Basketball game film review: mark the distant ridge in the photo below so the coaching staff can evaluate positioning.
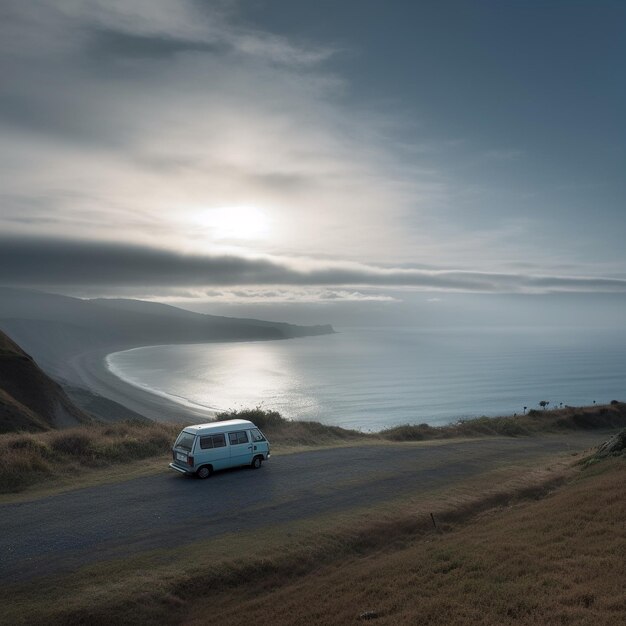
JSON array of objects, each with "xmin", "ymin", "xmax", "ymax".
[
  {"xmin": 89, "ymin": 297, "xmax": 334, "ymax": 337},
  {"xmin": 0, "ymin": 287, "xmax": 334, "ymax": 380},
  {"xmin": 0, "ymin": 329, "xmax": 91, "ymax": 433}
]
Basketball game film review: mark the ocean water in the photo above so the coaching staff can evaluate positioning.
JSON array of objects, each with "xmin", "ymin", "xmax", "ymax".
[{"xmin": 106, "ymin": 326, "xmax": 626, "ymax": 431}]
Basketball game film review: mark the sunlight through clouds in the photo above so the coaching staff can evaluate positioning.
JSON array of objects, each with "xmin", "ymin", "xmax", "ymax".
[
  {"xmin": 1, "ymin": 0, "xmax": 625, "ymax": 308},
  {"xmin": 194, "ymin": 206, "xmax": 272, "ymax": 241}
]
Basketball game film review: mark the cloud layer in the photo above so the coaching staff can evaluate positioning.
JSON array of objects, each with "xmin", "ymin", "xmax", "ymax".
[
  {"xmin": 2, "ymin": 237, "xmax": 625, "ymax": 295},
  {"xmin": 0, "ymin": 0, "xmax": 447, "ymax": 265},
  {"xmin": 1, "ymin": 1, "xmax": 624, "ymax": 304}
]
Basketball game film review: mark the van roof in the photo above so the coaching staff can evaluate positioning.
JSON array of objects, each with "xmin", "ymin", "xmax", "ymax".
[{"xmin": 183, "ymin": 419, "xmax": 256, "ymax": 435}]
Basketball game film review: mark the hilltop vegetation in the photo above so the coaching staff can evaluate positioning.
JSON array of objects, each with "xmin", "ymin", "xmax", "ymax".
[
  {"xmin": 381, "ymin": 401, "xmax": 626, "ymax": 440},
  {"xmin": 216, "ymin": 403, "xmax": 626, "ymax": 444},
  {"xmin": 215, "ymin": 407, "xmax": 368, "ymax": 446},
  {"xmin": 0, "ymin": 421, "xmax": 179, "ymax": 493}
]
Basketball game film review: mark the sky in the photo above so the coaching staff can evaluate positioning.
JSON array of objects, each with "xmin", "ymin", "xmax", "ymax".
[{"xmin": 1, "ymin": 1, "xmax": 625, "ymax": 325}]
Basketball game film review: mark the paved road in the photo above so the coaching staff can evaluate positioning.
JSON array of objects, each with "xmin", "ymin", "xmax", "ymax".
[{"xmin": 0, "ymin": 432, "xmax": 607, "ymax": 582}]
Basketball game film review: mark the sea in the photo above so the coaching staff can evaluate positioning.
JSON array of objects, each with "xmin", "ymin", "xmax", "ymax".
[{"xmin": 105, "ymin": 326, "xmax": 626, "ymax": 431}]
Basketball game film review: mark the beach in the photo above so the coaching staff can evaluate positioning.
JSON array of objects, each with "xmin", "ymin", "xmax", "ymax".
[{"xmin": 62, "ymin": 346, "xmax": 215, "ymax": 424}]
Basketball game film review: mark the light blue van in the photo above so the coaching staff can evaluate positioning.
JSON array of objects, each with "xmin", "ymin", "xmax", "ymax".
[{"xmin": 169, "ymin": 419, "xmax": 270, "ymax": 478}]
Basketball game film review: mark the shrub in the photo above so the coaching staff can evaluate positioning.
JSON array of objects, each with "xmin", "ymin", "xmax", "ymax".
[
  {"xmin": 51, "ymin": 432, "xmax": 95, "ymax": 457},
  {"xmin": 8, "ymin": 436, "xmax": 53, "ymax": 458},
  {"xmin": 0, "ymin": 421, "xmax": 179, "ymax": 494},
  {"xmin": 495, "ymin": 420, "xmax": 529, "ymax": 437},
  {"xmin": 379, "ymin": 423, "xmax": 434, "ymax": 441},
  {"xmin": 215, "ymin": 407, "xmax": 286, "ymax": 430},
  {"xmin": 0, "ymin": 448, "xmax": 52, "ymax": 492}
]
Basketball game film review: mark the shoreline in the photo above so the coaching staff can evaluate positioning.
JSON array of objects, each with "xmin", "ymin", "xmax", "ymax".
[
  {"xmin": 62, "ymin": 346, "xmax": 215, "ymax": 424},
  {"xmin": 55, "ymin": 334, "xmax": 325, "ymax": 425},
  {"xmin": 105, "ymin": 348, "xmax": 223, "ymax": 415}
]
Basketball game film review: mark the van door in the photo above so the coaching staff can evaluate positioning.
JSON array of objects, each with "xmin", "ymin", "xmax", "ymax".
[
  {"xmin": 228, "ymin": 430, "xmax": 253, "ymax": 467},
  {"xmin": 198, "ymin": 433, "xmax": 229, "ymax": 470},
  {"xmin": 172, "ymin": 431, "xmax": 196, "ymax": 468},
  {"xmin": 249, "ymin": 427, "xmax": 269, "ymax": 459}
]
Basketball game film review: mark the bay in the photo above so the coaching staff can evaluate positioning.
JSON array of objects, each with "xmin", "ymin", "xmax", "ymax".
[{"xmin": 105, "ymin": 326, "xmax": 626, "ymax": 431}]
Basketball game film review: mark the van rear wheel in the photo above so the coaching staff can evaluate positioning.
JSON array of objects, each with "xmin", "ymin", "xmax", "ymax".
[
  {"xmin": 196, "ymin": 465, "xmax": 212, "ymax": 479},
  {"xmin": 251, "ymin": 456, "xmax": 263, "ymax": 469}
]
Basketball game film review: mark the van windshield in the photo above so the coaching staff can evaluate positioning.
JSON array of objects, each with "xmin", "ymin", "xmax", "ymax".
[{"xmin": 174, "ymin": 432, "xmax": 195, "ymax": 451}]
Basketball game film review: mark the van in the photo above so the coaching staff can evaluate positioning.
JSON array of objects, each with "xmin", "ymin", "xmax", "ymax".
[{"xmin": 169, "ymin": 419, "xmax": 270, "ymax": 478}]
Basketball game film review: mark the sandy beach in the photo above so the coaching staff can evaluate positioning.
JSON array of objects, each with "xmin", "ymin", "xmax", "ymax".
[{"xmin": 62, "ymin": 346, "xmax": 215, "ymax": 424}]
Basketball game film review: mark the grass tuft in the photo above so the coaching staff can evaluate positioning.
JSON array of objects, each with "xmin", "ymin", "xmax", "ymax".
[{"xmin": 51, "ymin": 432, "xmax": 95, "ymax": 456}]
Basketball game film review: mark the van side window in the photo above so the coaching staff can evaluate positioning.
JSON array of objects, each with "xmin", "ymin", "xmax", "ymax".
[
  {"xmin": 228, "ymin": 431, "xmax": 249, "ymax": 445},
  {"xmin": 212, "ymin": 434, "xmax": 226, "ymax": 448},
  {"xmin": 251, "ymin": 428, "xmax": 266, "ymax": 442},
  {"xmin": 200, "ymin": 434, "xmax": 227, "ymax": 449}
]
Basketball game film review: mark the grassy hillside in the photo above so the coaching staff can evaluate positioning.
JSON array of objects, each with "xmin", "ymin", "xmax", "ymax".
[
  {"xmin": 184, "ymin": 456, "xmax": 625, "ymax": 626},
  {"xmin": 0, "ymin": 329, "xmax": 91, "ymax": 433}
]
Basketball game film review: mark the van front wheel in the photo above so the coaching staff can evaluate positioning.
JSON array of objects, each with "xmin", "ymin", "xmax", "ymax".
[
  {"xmin": 196, "ymin": 465, "xmax": 212, "ymax": 479},
  {"xmin": 251, "ymin": 456, "xmax": 263, "ymax": 469}
]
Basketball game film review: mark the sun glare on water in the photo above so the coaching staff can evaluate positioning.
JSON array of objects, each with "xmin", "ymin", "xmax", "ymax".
[{"xmin": 198, "ymin": 206, "xmax": 271, "ymax": 240}]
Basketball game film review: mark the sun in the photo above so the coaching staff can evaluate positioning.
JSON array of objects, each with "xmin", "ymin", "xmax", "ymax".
[{"xmin": 198, "ymin": 206, "xmax": 271, "ymax": 240}]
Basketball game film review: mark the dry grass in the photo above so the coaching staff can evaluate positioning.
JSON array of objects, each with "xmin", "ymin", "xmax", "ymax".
[
  {"xmin": 184, "ymin": 457, "xmax": 626, "ymax": 626},
  {"xmin": 0, "ymin": 409, "xmax": 370, "ymax": 495},
  {"xmin": 218, "ymin": 403, "xmax": 626, "ymax": 446},
  {"xmin": 381, "ymin": 401, "xmax": 626, "ymax": 440},
  {"xmin": 0, "ymin": 421, "xmax": 179, "ymax": 493}
]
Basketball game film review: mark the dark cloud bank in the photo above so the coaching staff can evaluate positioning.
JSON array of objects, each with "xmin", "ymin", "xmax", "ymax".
[{"xmin": 1, "ymin": 237, "xmax": 626, "ymax": 295}]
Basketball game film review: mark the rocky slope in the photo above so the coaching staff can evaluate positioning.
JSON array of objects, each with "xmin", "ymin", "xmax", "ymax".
[{"xmin": 0, "ymin": 329, "xmax": 91, "ymax": 432}]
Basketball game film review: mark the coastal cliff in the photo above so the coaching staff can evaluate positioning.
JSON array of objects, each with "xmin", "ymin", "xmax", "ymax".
[{"xmin": 0, "ymin": 330, "xmax": 91, "ymax": 432}]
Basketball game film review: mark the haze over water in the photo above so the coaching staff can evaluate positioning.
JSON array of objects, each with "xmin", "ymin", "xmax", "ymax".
[{"xmin": 106, "ymin": 327, "xmax": 626, "ymax": 431}]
